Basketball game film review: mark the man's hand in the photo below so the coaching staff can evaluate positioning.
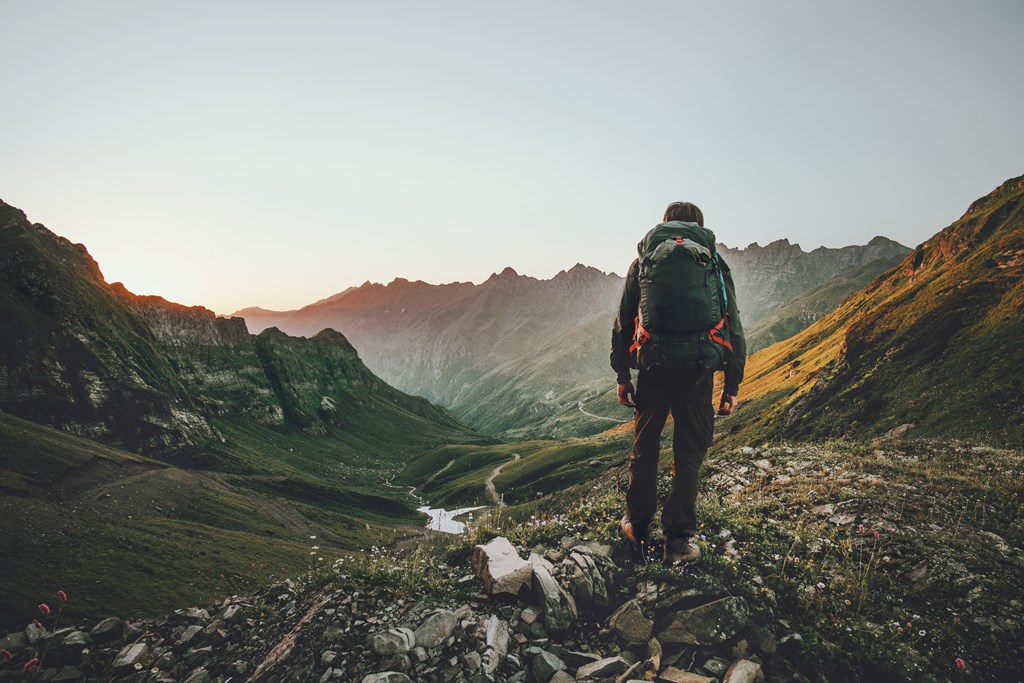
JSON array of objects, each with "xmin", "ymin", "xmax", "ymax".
[
  {"xmin": 718, "ymin": 391, "xmax": 738, "ymax": 416},
  {"xmin": 617, "ymin": 381, "xmax": 636, "ymax": 408}
]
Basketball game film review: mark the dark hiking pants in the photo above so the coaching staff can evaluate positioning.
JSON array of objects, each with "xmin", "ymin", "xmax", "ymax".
[{"xmin": 626, "ymin": 366, "xmax": 715, "ymax": 540}]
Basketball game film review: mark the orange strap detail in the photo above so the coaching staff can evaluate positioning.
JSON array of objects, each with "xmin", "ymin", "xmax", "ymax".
[
  {"xmin": 708, "ymin": 316, "xmax": 734, "ymax": 351},
  {"xmin": 629, "ymin": 316, "xmax": 651, "ymax": 353}
]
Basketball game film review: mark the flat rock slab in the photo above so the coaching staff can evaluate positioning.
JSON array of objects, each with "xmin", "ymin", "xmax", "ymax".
[
  {"xmin": 472, "ymin": 537, "xmax": 533, "ymax": 595},
  {"xmin": 657, "ymin": 596, "xmax": 749, "ymax": 646},
  {"xmin": 609, "ymin": 599, "xmax": 653, "ymax": 644},
  {"xmin": 576, "ymin": 655, "xmax": 629, "ymax": 680}
]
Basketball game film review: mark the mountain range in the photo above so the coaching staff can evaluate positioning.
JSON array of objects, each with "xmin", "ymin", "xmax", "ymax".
[{"xmin": 234, "ymin": 237, "xmax": 910, "ymax": 439}]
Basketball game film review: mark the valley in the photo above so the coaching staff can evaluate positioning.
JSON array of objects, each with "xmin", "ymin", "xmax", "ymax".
[{"xmin": 1, "ymin": 175, "xmax": 1021, "ymax": 682}]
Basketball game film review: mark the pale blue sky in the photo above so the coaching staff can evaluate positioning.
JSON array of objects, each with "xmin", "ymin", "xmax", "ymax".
[{"xmin": 2, "ymin": 1, "xmax": 1022, "ymax": 313}]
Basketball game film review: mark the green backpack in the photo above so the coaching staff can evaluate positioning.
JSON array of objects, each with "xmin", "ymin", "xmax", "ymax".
[{"xmin": 630, "ymin": 221, "xmax": 733, "ymax": 371}]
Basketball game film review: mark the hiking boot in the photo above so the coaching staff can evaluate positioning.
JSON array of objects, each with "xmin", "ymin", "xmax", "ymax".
[
  {"xmin": 620, "ymin": 515, "xmax": 648, "ymax": 554},
  {"xmin": 664, "ymin": 536, "xmax": 701, "ymax": 565}
]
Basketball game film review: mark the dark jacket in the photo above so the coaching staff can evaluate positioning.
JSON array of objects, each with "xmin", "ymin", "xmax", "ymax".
[{"xmin": 610, "ymin": 254, "xmax": 746, "ymax": 395}]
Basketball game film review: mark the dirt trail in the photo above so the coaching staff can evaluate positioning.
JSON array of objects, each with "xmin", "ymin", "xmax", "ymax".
[
  {"xmin": 421, "ymin": 459, "xmax": 455, "ymax": 488},
  {"xmin": 577, "ymin": 400, "xmax": 630, "ymax": 423},
  {"xmin": 485, "ymin": 453, "xmax": 520, "ymax": 506}
]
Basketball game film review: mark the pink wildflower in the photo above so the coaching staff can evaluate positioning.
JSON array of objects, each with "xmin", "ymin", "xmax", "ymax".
[
  {"xmin": 873, "ymin": 530, "xmax": 880, "ymax": 540},
  {"xmin": 57, "ymin": 590, "xmax": 68, "ymax": 603},
  {"xmin": 897, "ymin": 627, "xmax": 903, "ymax": 634},
  {"xmin": 907, "ymin": 621, "xmax": 913, "ymax": 629},
  {"xmin": 37, "ymin": 603, "xmax": 50, "ymax": 615},
  {"xmin": 858, "ymin": 524, "xmax": 865, "ymax": 534},
  {"xmin": 23, "ymin": 658, "xmax": 39, "ymax": 672},
  {"xmin": 0, "ymin": 648, "xmax": 12, "ymax": 660},
  {"xmin": 32, "ymin": 619, "xmax": 42, "ymax": 629},
  {"xmin": 955, "ymin": 658, "xmax": 966, "ymax": 670}
]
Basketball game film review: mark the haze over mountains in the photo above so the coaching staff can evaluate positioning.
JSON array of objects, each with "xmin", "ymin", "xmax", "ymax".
[{"xmin": 235, "ymin": 237, "xmax": 910, "ymax": 438}]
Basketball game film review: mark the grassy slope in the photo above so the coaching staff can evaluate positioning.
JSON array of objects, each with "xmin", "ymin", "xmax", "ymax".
[
  {"xmin": 716, "ymin": 175, "xmax": 1024, "ymax": 448},
  {"xmin": 0, "ymin": 409, "xmax": 443, "ymax": 629},
  {"xmin": 745, "ymin": 256, "xmax": 904, "ymax": 353}
]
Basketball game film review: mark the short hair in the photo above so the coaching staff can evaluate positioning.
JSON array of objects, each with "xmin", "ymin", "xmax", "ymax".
[{"xmin": 663, "ymin": 202, "xmax": 704, "ymax": 226}]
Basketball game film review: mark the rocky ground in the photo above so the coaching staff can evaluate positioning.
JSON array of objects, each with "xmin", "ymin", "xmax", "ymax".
[{"xmin": 2, "ymin": 438, "xmax": 1020, "ymax": 683}]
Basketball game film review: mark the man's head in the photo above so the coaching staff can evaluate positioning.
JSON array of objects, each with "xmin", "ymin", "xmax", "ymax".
[{"xmin": 663, "ymin": 202, "xmax": 704, "ymax": 226}]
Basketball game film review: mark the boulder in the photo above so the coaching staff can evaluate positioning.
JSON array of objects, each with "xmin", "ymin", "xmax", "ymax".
[
  {"xmin": 112, "ymin": 643, "xmax": 149, "ymax": 671},
  {"xmin": 369, "ymin": 628, "xmax": 416, "ymax": 655},
  {"xmin": 532, "ymin": 650, "xmax": 567, "ymax": 682},
  {"xmin": 723, "ymin": 659, "xmax": 763, "ymax": 683},
  {"xmin": 472, "ymin": 537, "xmax": 534, "ymax": 595},
  {"xmin": 89, "ymin": 617, "xmax": 123, "ymax": 644},
  {"xmin": 530, "ymin": 557, "xmax": 577, "ymax": 634},
  {"xmin": 609, "ymin": 600, "xmax": 653, "ymax": 644},
  {"xmin": 657, "ymin": 596, "xmax": 749, "ymax": 645},
  {"xmin": 414, "ymin": 610, "xmax": 458, "ymax": 649}
]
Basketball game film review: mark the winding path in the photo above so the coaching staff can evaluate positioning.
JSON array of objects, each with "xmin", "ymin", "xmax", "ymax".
[
  {"xmin": 577, "ymin": 400, "xmax": 631, "ymax": 423},
  {"xmin": 485, "ymin": 453, "xmax": 520, "ymax": 506}
]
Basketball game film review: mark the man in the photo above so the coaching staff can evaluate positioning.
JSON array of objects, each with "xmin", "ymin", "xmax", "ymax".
[{"xmin": 610, "ymin": 201, "xmax": 746, "ymax": 564}]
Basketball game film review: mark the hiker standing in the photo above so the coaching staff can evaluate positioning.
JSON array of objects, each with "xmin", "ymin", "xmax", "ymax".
[{"xmin": 610, "ymin": 202, "xmax": 746, "ymax": 564}]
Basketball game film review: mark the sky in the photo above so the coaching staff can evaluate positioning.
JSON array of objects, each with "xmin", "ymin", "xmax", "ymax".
[{"xmin": 2, "ymin": 1, "xmax": 1022, "ymax": 314}]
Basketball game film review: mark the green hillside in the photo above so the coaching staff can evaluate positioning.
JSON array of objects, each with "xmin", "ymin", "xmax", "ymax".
[
  {"xmin": 725, "ymin": 174, "xmax": 1024, "ymax": 447},
  {"xmin": 0, "ymin": 200, "xmax": 487, "ymax": 627}
]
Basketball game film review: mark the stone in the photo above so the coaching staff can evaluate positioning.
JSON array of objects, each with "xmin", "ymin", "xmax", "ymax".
[
  {"xmin": 609, "ymin": 600, "xmax": 653, "ymax": 644},
  {"xmin": 463, "ymin": 651, "xmax": 482, "ymax": 670},
  {"xmin": 658, "ymin": 668, "xmax": 716, "ymax": 683},
  {"xmin": 180, "ymin": 607, "xmax": 211, "ymax": 624},
  {"xmin": 414, "ymin": 610, "xmax": 458, "ymax": 649},
  {"xmin": 531, "ymin": 557, "xmax": 577, "ymax": 634},
  {"xmin": 361, "ymin": 673, "xmax": 414, "ymax": 683},
  {"xmin": 0, "ymin": 631, "xmax": 29, "ymax": 654},
  {"xmin": 723, "ymin": 659, "xmax": 762, "ymax": 683},
  {"xmin": 369, "ymin": 628, "xmax": 416, "ymax": 655},
  {"xmin": 60, "ymin": 631, "xmax": 88, "ymax": 648},
  {"xmin": 321, "ymin": 650, "xmax": 338, "ymax": 666},
  {"xmin": 178, "ymin": 624, "xmax": 203, "ymax": 647},
  {"xmin": 561, "ymin": 650, "xmax": 602, "ymax": 668},
  {"xmin": 485, "ymin": 615, "xmax": 510, "ymax": 659},
  {"xmin": 50, "ymin": 667, "xmax": 82, "ymax": 683},
  {"xmin": 89, "ymin": 617, "xmax": 123, "ymax": 644},
  {"xmin": 183, "ymin": 670, "xmax": 211, "ymax": 683},
  {"xmin": 218, "ymin": 604, "xmax": 245, "ymax": 623},
  {"xmin": 576, "ymin": 656, "xmax": 629, "ymax": 679},
  {"xmin": 521, "ymin": 606, "xmax": 541, "ymax": 624},
  {"xmin": 657, "ymin": 597, "xmax": 749, "ymax": 646},
  {"xmin": 550, "ymin": 673, "xmax": 575, "ymax": 683},
  {"xmin": 25, "ymin": 622, "xmax": 47, "ymax": 645},
  {"xmin": 531, "ymin": 650, "xmax": 567, "ymax": 682},
  {"xmin": 472, "ymin": 537, "xmax": 534, "ymax": 595},
  {"xmin": 647, "ymin": 637, "xmax": 663, "ymax": 672},
  {"xmin": 701, "ymin": 657, "xmax": 731, "ymax": 677},
  {"xmin": 112, "ymin": 643, "xmax": 149, "ymax": 671}
]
